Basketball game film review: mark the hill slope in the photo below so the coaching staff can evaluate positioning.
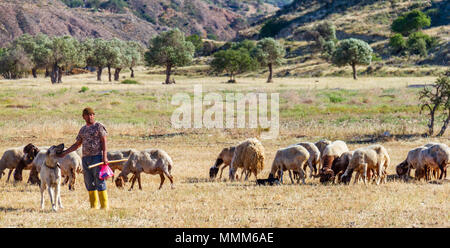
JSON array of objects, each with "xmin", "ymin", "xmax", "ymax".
[{"xmin": 0, "ymin": 0, "xmax": 287, "ymax": 46}]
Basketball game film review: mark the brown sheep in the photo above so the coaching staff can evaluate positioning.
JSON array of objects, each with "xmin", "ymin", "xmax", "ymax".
[
  {"xmin": 341, "ymin": 144, "xmax": 390, "ymax": 185},
  {"xmin": 209, "ymin": 146, "xmax": 235, "ymax": 180},
  {"xmin": 0, "ymin": 146, "xmax": 25, "ymax": 182},
  {"xmin": 319, "ymin": 140, "xmax": 349, "ymax": 180},
  {"xmin": 319, "ymin": 151, "xmax": 354, "ymax": 184},
  {"xmin": 14, "ymin": 143, "xmax": 41, "ymax": 182},
  {"xmin": 229, "ymin": 138, "xmax": 265, "ymax": 181},
  {"xmin": 269, "ymin": 145, "xmax": 309, "ymax": 184}
]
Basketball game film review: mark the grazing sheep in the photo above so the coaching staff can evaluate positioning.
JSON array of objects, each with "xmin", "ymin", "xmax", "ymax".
[
  {"xmin": 397, "ymin": 143, "xmax": 449, "ymax": 181},
  {"xmin": 269, "ymin": 145, "xmax": 309, "ymax": 184},
  {"xmin": 396, "ymin": 146, "xmax": 427, "ymax": 181},
  {"xmin": 209, "ymin": 146, "xmax": 235, "ymax": 180},
  {"xmin": 319, "ymin": 140, "xmax": 349, "ymax": 180},
  {"xmin": 296, "ymin": 142, "xmax": 320, "ymax": 177},
  {"xmin": 315, "ymin": 139, "xmax": 331, "ymax": 169},
  {"xmin": 115, "ymin": 149, "xmax": 174, "ymax": 190},
  {"xmin": 0, "ymin": 147, "xmax": 24, "ymax": 182},
  {"xmin": 341, "ymin": 144, "xmax": 390, "ymax": 185},
  {"xmin": 425, "ymin": 143, "xmax": 449, "ymax": 180},
  {"xmin": 229, "ymin": 138, "xmax": 265, "ymax": 181},
  {"xmin": 107, "ymin": 149, "xmax": 132, "ymax": 181},
  {"xmin": 40, "ymin": 144, "xmax": 64, "ymax": 211},
  {"xmin": 319, "ymin": 151, "xmax": 354, "ymax": 184}
]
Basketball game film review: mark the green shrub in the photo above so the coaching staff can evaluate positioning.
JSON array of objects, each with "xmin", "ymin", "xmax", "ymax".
[
  {"xmin": 79, "ymin": 86, "xmax": 89, "ymax": 93},
  {"xmin": 121, "ymin": 79, "xmax": 140, "ymax": 84},
  {"xmin": 391, "ymin": 10, "xmax": 431, "ymax": 36},
  {"xmin": 389, "ymin": 33, "xmax": 406, "ymax": 54}
]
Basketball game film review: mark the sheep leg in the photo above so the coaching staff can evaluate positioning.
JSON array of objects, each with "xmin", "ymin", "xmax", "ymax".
[
  {"xmin": 129, "ymin": 174, "xmax": 137, "ymax": 191},
  {"xmin": 376, "ymin": 165, "xmax": 382, "ymax": 185},
  {"xmin": 219, "ymin": 164, "xmax": 229, "ymax": 179},
  {"xmin": 137, "ymin": 173, "xmax": 142, "ymax": 190},
  {"xmin": 307, "ymin": 161, "xmax": 315, "ymax": 178},
  {"xmin": 6, "ymin": 169, "xmax": 13, "ymax": 182},
  {"xmin": 297, "ymin": 168, "xmax": 306, "ymax": 185},
  {"xmin": 163, "ymin": 170, "xmax": 174, "ymax": 189},
  {"xmin": 439, "ymin": 163, "xmax": 446, "ymax": 180},
  {"xmin": 354, "ymin": 172, "xmax": 360, "ymax": 185},
  {"xmin": 362, "ymin": 164, "xmax": 368, "ymax": 185},
  {"xmin": 288, "ymin": 170, "xmax": 294, "ymax": 184},
  {"xmin": 158, "ymin": 173, "xmax": 165, "ymax": 190}
]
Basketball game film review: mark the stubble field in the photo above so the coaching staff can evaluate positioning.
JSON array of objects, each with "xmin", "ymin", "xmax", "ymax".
[{"xmin": 0, "ymin": 69, "xmax": 448, "ymax": 227}]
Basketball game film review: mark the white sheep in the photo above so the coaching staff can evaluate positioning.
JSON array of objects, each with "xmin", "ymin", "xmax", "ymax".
[
  {"xmin": 269, "ymin": 145, "xmax": 309, "ymax": 184},
  {"xmin": 115, "ymin": 149, "xmax": 174, "ymax": 190},
  {"xmin": 296, "ymin": 142, "xmax": 320, "ymax": 177},
  {"xmin": 341, "ymin": 144, "xmax": 390, "ymax": 185}
]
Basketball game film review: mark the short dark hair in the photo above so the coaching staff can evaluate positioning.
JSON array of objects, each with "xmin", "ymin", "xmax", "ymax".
[{"xmin": 82, "ymin": 107, "xmax": 95, "ymax": 116}]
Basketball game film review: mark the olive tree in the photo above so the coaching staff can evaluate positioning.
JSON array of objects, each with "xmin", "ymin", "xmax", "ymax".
[
  {"xmin": 210, "ymin": 48, "xmax": 255, "ymax": 83},
  {"xmin": 253, "ymin": 38, "xmax": 285, "ymax": 83},
  {"xmin": 331, "ymin": 38, "xmax": 373, "ymax": 80},
  {"xmin": 144, "ymin": 28, "xmax": 195, "ymax": 84},
  {"xmin": 47, "ymin": 35, "xmax": 84, "ymax": 84}
]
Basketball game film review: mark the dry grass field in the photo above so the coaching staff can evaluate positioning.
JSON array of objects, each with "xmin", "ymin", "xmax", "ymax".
[{"xmin": 0, "ymin": 69, "xmax": 449, "ymax": 227}]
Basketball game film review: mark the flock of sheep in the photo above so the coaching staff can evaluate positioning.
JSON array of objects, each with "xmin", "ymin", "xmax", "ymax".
[
  {"xmin": 209, "ymin": 138, "xmax": 449, "ymax": 185},
  {"xmin": 0, "ymin": 144, "xmax": 174, "ymax": 191},
  {"xmin": 0, "ymin": 138, "xmax": 448, "ymax": 203}
]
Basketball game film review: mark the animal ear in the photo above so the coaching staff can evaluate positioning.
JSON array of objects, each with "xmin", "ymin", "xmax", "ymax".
[{"xmin": 56, "ymin": 143, "xmax": 64, "ymax": 153}]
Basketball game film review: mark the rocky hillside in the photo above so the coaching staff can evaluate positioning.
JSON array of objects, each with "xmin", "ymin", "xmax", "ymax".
[
  {"xmin": 238, "ymin": 0, "xmax": 449, "ymax": 66},
  {"xmin": 0, "ymin": 0, "xmax": 287, "ymax": 46}
]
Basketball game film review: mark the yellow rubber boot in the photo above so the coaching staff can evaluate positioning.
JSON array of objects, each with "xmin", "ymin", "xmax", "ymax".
[
  {"xmin": 88, "ymin": 190, "xmax": 99, "ymax": 209},
  {"xmin": 98, "ymin": 190, "xmax": 109, "ymax": 210}
]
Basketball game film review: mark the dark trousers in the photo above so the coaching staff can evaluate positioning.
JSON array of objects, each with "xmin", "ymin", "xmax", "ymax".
[{"xmin": 82, "ymin": 155, "xmax": 106, "ymax": 191}]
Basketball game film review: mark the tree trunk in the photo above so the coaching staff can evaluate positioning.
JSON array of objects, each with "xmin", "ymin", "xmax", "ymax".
[
  {"xmin": 57, "ymin": 66, "xmax": 63, "ymax": 83},
  {"xmin": 97, "ymin": 67, "xmax": 103, "ymax": 81},
  {"xmin": 107, "ymin": 66, "xmax": 112, "ymax": 82},
  {"xmin": 114, "ymin": 68, "xmax": 121, "ymax": 81},
  {"xmin": 427, "ymin": 106, "xmax": 438, "ymax": 137},
  {"xmin": 437, "ymin": 111, "xmax": 450, "ymax": 137},
  {"xmin": 50, "ymin": 63, "xmax": 58, "ymax": 84},
  {"xmin": 267, "ymin": 63, "xmax": 273, "ymax": 83},
  {"xmin": 130, "ymin": 67, "xmax": 134, "ymax": 78},
  {"xmin": 31, "ymin": 68, "xmax": 37, "ymax": 78},
  {"xmin": 45, "ymin": 67, "xmax": 50, "ymax": 78},
  {"xmin": 165, "ymin": 64, "xmax": 172, "ymax": 84},
  {"xmin": 352, "ymin": 63, "xmax": 357, "ymax": 80}
]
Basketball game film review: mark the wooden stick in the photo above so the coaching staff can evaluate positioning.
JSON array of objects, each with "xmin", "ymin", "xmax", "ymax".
[{"xmin": 88, "ymin": 159, "xmax": 129, "ymax": 169}]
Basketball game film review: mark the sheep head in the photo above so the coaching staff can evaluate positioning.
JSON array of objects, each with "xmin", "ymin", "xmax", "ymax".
[
  {"xmin": 396, "ymin": 161, "xmax": 408, "ymax": 176},
  {"xmin": 209, "ymin": 165, "xmax": 219, "ymax": 179},
  {"xmin": 319, "ymin": 168, "xmax": 335, "ymax": 184},
  {"xmin": 115, "ymin": 174, "xmax": 128, "ymax": 188},
  {"xmin": 340, "ymin": 168, "xmax": 354, "ymax": 184}
]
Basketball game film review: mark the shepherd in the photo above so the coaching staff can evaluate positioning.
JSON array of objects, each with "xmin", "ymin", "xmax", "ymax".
[{"xmin": 58, "ymin": 107, "xmax": 109, "ymax": 210}]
